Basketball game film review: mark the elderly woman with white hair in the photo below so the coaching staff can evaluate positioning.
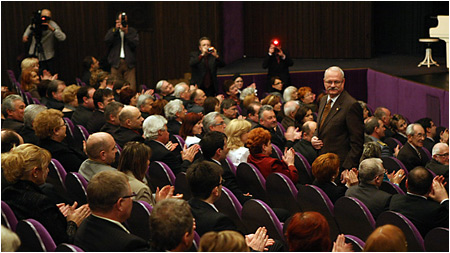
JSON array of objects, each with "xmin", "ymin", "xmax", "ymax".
[
  {"xmin": 164, "ymin": 99, "xmax": 187, "ymax": 135},
  {"xmin": 283, "ymin": 86, "xmax": 298, "ymax": 102}
]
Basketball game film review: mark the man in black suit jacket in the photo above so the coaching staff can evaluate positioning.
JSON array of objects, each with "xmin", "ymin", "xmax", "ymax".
[
  {"xmin": 71, "ymin": 86, "xmax": 95, "ymax": 127},
  {"xmin": 312, "ymin": 66, "xmax": 364, "ymax": 171},
  {"xmin": 293, "ymin": 121, "xmax": 318, "ymax": 166},
  {"xmin": 2, "ymin": 94, "xmax": 26, "ymax": 132},
  {"xmin": 397, "ymin": 123, "xmax": 430, "ymax": 172},
  {"xmin": 100, "ymin": 101, "xmax": 124, "ymax": 135},
  {"xmin": 74, "ymin": 170, "xmax": 149, "ymax": 251},
  {"xmin": 189, "ymin": 37, "xmax": 225, "ymax": 97},
  {"xmin": 389, "ymin": 167, "xmax": 448, "ymax": 237},
  {"xmin": 426, "ymin": 143, "xmax": 449, "ymax": 189},
  {"xmin": 112, "ymin": 105, "xmax": 144, "ymax": 148},
  {"xmin": 87, "ymin": 88, "xmax": 115, "ymax": 134},
  {"xmin": 262, "ymin": 39, "xmax": 294, "ymax": 87},
  {"xmin": 416, "ymin": 117, "xmax": 437, "ymax": 154}
]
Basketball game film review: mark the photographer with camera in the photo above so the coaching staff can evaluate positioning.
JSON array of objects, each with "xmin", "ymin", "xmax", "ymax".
[
  {"xmin": 104, "ymin": 12, "xmax": 139, "ymax": 92},
  {"xmin": 189, "ymin": 37, "xmax": 225, "ymax": 97},
  {"xmin": 22, "ymin": 9, "xmax": 66, "ymax": 75},
  {"xmin": 262, "ymin": 39, "xmax": 293, "ymax": 89}
]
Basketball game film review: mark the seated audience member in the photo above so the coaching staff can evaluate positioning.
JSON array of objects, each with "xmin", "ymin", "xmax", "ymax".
[
  {"xmin": 246, "ymin": 101, "xmax": 261, "ymax": 129},
  {"xmin": 1, "ymin": 94, "xmax": 25, "ymax": 132},
  {"xmin": 268, "ymin": 76, "xmax": 283, "ymax": 100},
  {"xmin": 100, "ymin": 101, "xmax": 124, "ymax": 135},
  {"xmin": 225, "ymin": 119, "xmax": 252, "ymax": 167},
  {"xmin": 203, "ymin": 112, "xmax": 227, "ymax": 134},
  {"xmin": 373, "ymin": 106, "xmax": 394, "ymax": 139},
  {"xmin": 180, "ymin": 112, "xmax": 203, "ymax": 147},
  {"xmin": 283, "ymin": 86, "xmax": 298, "ymax": 102},
  {"xmin": 78, "ymin": 132, "xmax": 117, "ymax": 181},
  {"xmin": 155, "ymin": 80, "xmax": 175, "ymax": 101},
  {"xmin": 346, "ymin": 158, "xmax": 403, "ymax": 219},
  {"xmin": 61, "ymin": 84, "xmax": 80, "ymax": 119},
  {"xmin": 246, "ymin": 128, "xmax": 299, "ymax": 183},
  {"xmin": 112, "ymin": 79, "xmax": 129, "ymax": 101},
  {"xmin": 293, "ymin": 105, "xmax": 314, "ymax": 128},
  {"xmin": 360, "ymin": 141, "xmax": 382, "ymax": 163},
  {"xmin": 233, "ymin": 73, "xmax": 254, "ymax": 95},
  {"xmin": 71, "ymin": 86, "xmax": 95, "ymax": 127},
  {"xmin": 187, "ymin": 88, "xmax": 206, "ymax": 113},
  {"xmin": 203, "ymin": 96, "xmax": 220, "ymax": 115},
  {"xmin": 426, "ymin": 143, "xmax": 449, "ymax": 186},
  {"xmin": 37, "ymin": 79, "xmax": 52, "ymax": 98},
  {"xmin": 90, "ymin": 70, "xmax": 109, "ymax": 89},
  {"xmin": 20, "ymin": 69, "xmax": 41, "ymax": 99},
  {"xmin": 200, "ymin": 131, "xmax": 251, "ymax": 205},
  {"xmin": 34, "ymin": 109, "xmax": 87, "ymax": 172},
  {"xmin": 397, "ymin": 123, "xmax": 430, "ymax": 171},
  {"xmin": 87, "ymin": 88, "xmax": 115, "ymax": 134},
  {"xmin": 2, "ymin": 144, "xmax": 90, "ymax": 245},
  {"xmin": 311, "ymin": 153, "xmax": 358, "ymax": 203},
  {"xmin": 81, "ymin": 56, "xmax": 99, "ymax": 85},
  {"xmin": 219, "ymin": 98, "xmax": 238, "ymax": 125},
  {"xmin": 357, "ymin": 100, "xmax": 371, "ymax": 121},
  {"xmin": 293, "ymin": 121, "xmax": 318, "ymax": 166},
  {"xmin": 297, "ymin": 86, "xmax": 317, "ymax": 112},
  {"xmin": 119, "ymin": 86, "xmax": 138, "ymax": 106},
  {"xmin": 241, "ymin": 93, "xmax": 258, "ymax": 116},
  {"xmin": 136, "ymin": 94, "xmax": 154, "ymax": 119},
  {"xmin": 435, "ymin": 126, "xmax": 449, "ymax": 144},
  {"xmin": 20, "ymin": 57, "xmax": 39, "ymax": 73},
  {"xmin": 1, "ymin": 225, "xmax": 21, "ymax": 252},
  {"xmin": 143, "ymin": 115, "xmax": 198, "ymax": 175},
  {"xmin": 363, "ymin": 224, "xmax": 407, "ymax": 252},
  {"xmin": 173, "ymin": 82, "xmax": 191, "ymax": 105},
  {"xmin": 74, "ymin": 170, "xmax": 150, "ymax": 251},
  {"xmin": 148, "ymin": 98, "xmax": 168, "ymax": 116},
  {"xmin": 164, "ymin": 99, "xmax": 187, "ymax": 135},
  {"xmin": 43, "ymin": 80, "xmax": 66, "ymax": 110},
  {"xmin": 240, "ymin": 86, "xmax": 258, "ymax": 104},
  {"xmin": 285, "ymin": 212, "xmax": 352, "ymax": 252},
  {"xmin": 199, "ymin": 230, "xmax": 251, "ymax": 252},
  {"xmin": 1, "ymin": 129, "xmax": 23, "ymax": 153},
  {"xmin": 281, "ymin": 100, "xmax": 299, "ymax": 129},
  {"xmin": 364, "ymin": 117, "xmax": 395, "ymax": 157},
  {"xmin": 19, "ymin": 104, "xmax": 47, "ymax": 145},
  {"xmin": 389, "ymin": 166, "xmax": 448, "ymax": 237},
  {"xmin": 390, "ymin": 114, "xmax": 408, "ymax": 144},
  {"xmin": 416, "ymin": 117, "xmax": 437, "ymax": 154},
  {"xmin": 149, "ymin": 199, "xmax": 195, "ymax": 251},
  {"xmin": 261, "ymin": 94, "xmax": 283, "ymax": 122},
  {"xmin": 223, "ymin": 79, "xmax": 240, "ymax": 105},
  {"xmin": 112, "ymin": 105, "xmax": 144, "ymax": 148}
]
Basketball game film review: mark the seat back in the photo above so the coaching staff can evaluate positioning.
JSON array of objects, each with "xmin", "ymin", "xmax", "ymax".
[
  {"xmin": 15, "ymin": 219, "xmax": 56, "ymax": 252},
  {"xmin": 215, "ymin": 186, "xmax": 247, "ymax": 234},
  {"xmin": 147, "ymin": 161, "xmax": 176, "ymax": 192},
  {"xmin": 241, "ymin": 199, "xmax": 285, "ymax": 243},
  {"xmin": 277, "ymin": 122, "xmax": 286, "ymax": 134},
  {"xmin": 1, "ymin": 201, "xmax": 18, "ymax": 232},
  {"xmin": 294, "ymin": 152, "xmax": 313, "ymax": 185},
  {"xmin": 334, "ymin": 196, "xmax": 375, "ymax": 241},
  {"xmin": 65, "ymin": 172, "xmax": 88, "ymax": 205},
  {"xmin": 381, "ymin": 156, "xmax": 408, "ymax": 174},
  {"xmin": 126, "ymin": 200, "xmax": 152, "ymax": 240},
  {"xmin": 46, "ymin": 159, "xmax": 69, "ymax": 198},
  {"xmin": 421, "ymin": 147, "xmax": 432, "ymax": 160},
  {"xmin": 424, "ymin": 227, "xmax": 449, "ymax": 252},
  {"xmin": 224, "ymin": 157, "xmax": 237, "ymax": 175},
  {"xmin": 55, "ymin": 243, "xmax": 85, "ymax": 252},
  {"xmin": 236, "ymin": 162, "xmax": 268, "ymax": 203},
  {"xmin": 7, "ymin": 69, "xmax": 17, "ymax": 84},
  {"xmin": 174, "ymin": 172, "xmax": 192, "ymax": 201},
  {"xmin": 49, "ymin": 159, "xmax": 68, "ymax": 187},
  {"xmin": 297, "ymin": 185, "xmax": 340, "ymax": 240},
  {"xmin": 344, "ymin": 235, "xmax": 365, "ymax": 252},
  {"xmin": 376, "ymin": 211, "xmax": 425, "ymax": 252},
  {"xmin": 379, "ymin": 181, "xmax": 405, "ymax": 195},
  {"xmin": 266, "ymin": 173, "xmax": 301, "ymax": 215},
  {"xmin": 24, "ymin": 91, "xmax": 34, "ymax": 105},
  {"xmin": 271, "ymin": 143, "xmax": 283, "ymax": 160},
  {"xmin": 173, "ymin": 134, "xmax": 186, "ymax": 147},
  {"xmin": 189, "ymin": 231, "xmax": 201, "ymax": 251},
  {"xmin": 76, "ymin": 125, "xmax": 90, "ymax": 141},
  {"xmin": 63, "ymin": 117, "xmax": 76, "ymax": 139}
]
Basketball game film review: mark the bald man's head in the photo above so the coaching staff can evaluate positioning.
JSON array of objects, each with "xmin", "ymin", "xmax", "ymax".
[{"xmin": 86, "ymin": 132, "xmax": 117, "ymax": 164}]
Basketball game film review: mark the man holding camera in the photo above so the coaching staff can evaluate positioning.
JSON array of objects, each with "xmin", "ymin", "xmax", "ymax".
[
  {"xmin": 262, "ymin": 39, "xmax": 293, "ymax": 87},
  {"xmin": 105, "ymin": 12, "xmax": 139, "ymax": 91},
  {"xmin": 22, "ymin": 9, "xmax": 66, "ymax": 74},
  {"xmin": 189, "ymin": 37, "xmax": 225, "ymax": 97}
]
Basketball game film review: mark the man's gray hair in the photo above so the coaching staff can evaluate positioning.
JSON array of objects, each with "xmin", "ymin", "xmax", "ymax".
[
  {"xmin": 155, "ymin": 80, "xmax": 166, "ymax": 93},
  {"xmin": 406, "ymin": 123, "xmax": 422, "ymax": 136},
  {"xmin": 324, "ymin": 66, "xmax": 345, "ymax": 79},
  {"xmin": 173, "ymin": 82, "xmax": 189, "ymax": 98},
  {"xmin": 239, "ymin": 87, "xmax": 257, "ymax": 100},
  {"xmin": 104, "ymin": 101, "xmax": 124, "ymax": 121},
  {"xmin": 302, "ymin": 121, "xmax": 315, "ymax": 135},
  {"xmin": 143, "ymin": 115, "xmax": 167, "ymax": 140},
  {"xmin": 164, "ymin": 99, "xmax": 183, "ymax": 120},
  {"xmin": 432, "ymin": 143, "xmax": 448, "ymax": 156},
  {"xmin": 1, "ymin": 95, "xmax": 23, "ymax": 116},
  {"xmin": 136, "ymin": 94, "xmax": 154, "ymax": 110},
  {"xmin": 23, "ymin": 104, "xmax": 47, "ymax": 128},
  {"xmin": 358, "ymin": 158, "xmax": 384, "ymax": 184},
  {"xmin": 283, "ymin": 86, "xmax": 298, "ymax": 102},
  {"xmin": 283, "ymin": 100, "xmax": 299, "ymax": 116},
  {"xmin": 258, "ymin": 104, "xmax": 274, "ymax": 121},
  {"xmin": 203, "ymin": 112, "xmax": 220, "ymax": 133}
]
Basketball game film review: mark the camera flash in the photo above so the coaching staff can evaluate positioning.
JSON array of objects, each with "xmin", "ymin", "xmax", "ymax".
[{"xmin": 273, "ymin": 40, "xmax": 279, "ymax": 45}]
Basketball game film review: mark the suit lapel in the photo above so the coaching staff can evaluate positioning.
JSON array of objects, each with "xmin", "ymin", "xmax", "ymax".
[{"xmin": 319, "ymin": 91, "xmax": 347, "ymax": 133}]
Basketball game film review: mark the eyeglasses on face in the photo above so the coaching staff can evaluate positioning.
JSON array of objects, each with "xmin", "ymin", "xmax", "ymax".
[{"xmin": 121, "ymin": 192, "xmax": 137, "ymax": 199}]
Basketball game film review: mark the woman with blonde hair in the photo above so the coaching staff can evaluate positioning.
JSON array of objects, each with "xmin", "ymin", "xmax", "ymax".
[
  {"xmin": 62, "ymin": 84, "xmax": 80, "ymax": 118},
  {"xmin": 225, "ymin": 119, "xmax": 252, "ymax": 167},
  {"xmin": 2, "ymin": 144, "xmax": 90, "ymax": 245},
  {"xmin": 20, "ymin": 69, "xmax": 41, "ymax": 99},
  {"xmin": 364, "ymin": 224, "xmax": 407, "ymax": 251},
  {"xmin": 199, "ymin": 230, "xmax": 249, "ymax": 252}
]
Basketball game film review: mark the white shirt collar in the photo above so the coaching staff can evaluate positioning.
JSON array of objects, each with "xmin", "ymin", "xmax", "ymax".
[
  {"xmin": 327, "ymin": 94, "xmax": 341, "ymax": 107},
  {"xmin": 406, "ymin": 192, "xmax": 427, "ymax": 200},
  {"xmin": 207, "ymin": 202, "xmax": 219, "ymax": 212},
  {"xmin": 211, "ymin": 158, "xmax": 221, "ymax": 166}
]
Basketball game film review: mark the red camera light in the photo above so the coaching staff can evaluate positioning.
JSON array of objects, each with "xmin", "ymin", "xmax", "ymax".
[{"xmin": 273, "ymin": 40, "xmax": 279, "ymax": 45}]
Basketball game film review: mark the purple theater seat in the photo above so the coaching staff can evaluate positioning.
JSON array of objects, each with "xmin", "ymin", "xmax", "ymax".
[
  {"xmin": 271, "ymin": 143, "xmax": 283, "ymax": 160},
  {"xmin": 294, "ymin": 152, "xmax": 313, "ymax": 185},
  {"xmin": 115, "ymin": 143, "xmax": 122, "ymax": 155},
  {"xmin": 381, "ymin": 156, "xmax": 409, "ymax": 174},
  {"xmin": 48, "ymin": 158, "xmax": 68, "ymax": 191},
  {"xmin": 421, "ymin": 147, "xmax": 432, "ymax": 160},
  {"xmin": 55, "ymin": 243, "xmax": 85, "ymax": 252},
  {"xmin": 174, "ymin": 172, "xmax": 192, "ymax": 201},
  {"xmin": 1, "ymin": 201, "xmax": 18, "ymax": 232},
  {"xmin": 345, "ymin": 234, "xmax": 365, "ymax": 252},
  {"xmin": 126, "ymin": 200, "xmax": 152, "ymax": 240},
  {"xmin": 24, "ymin": 91, "xmax": 34, "ymax": 105},
  {"xmin": 189, "ymin": 231, "xmax": 201, "ymax": 251},
  {"xmin": 224, "ymin": 157, "xmax": 237, "ymax": 175},
  {"xmin": 76, "ymin": 125, "xmax": 90, "ymax": 141},
  {"xmin": 174, "ymin": 134, "xmax": 186, "ymax": 147},
  {"xmin": 376, "ymin": 211, "xmax": 425, "ymax": 252},
  {"xmin": 15, "ymin": 219, "xmax": 57, "ymax": 252},
  {"xmin": 63, "ymin": 117, "xmax": 76, "ymax": 139},
  {"xmin": 236, "ymin": 162, "xmax": 268, "ymax": 203},
  {"xmin": 266, "ymin": 173, "xmax": 301, "ymax": 215},
  {"xmin": 215, "ymin": 186, "xmax": 247, "ymax": 234},
  {"xmin": 334, "ymin": 196, "xmax": 376, "ymax": 241},
  {"xmin": 7, "ymin": 69, "xmax": 17, "ymax": 84},
  {"xmin": 424, "ymin": 227, "xmax": 449, "ymax": 252},
  {"xmin": 379, "ymin": 181, "xmax": 405, "ymax": 195},
  {"xmin": 147, "ymin": 161, "xmax": 176, "ymax": 192},
  {"xmin": 277, "ymin": 122, "xmax": 286, "ymax": 134},
  {"xmin": 65, "ymin": 172, "xmax": 88, "ymax": 205}
]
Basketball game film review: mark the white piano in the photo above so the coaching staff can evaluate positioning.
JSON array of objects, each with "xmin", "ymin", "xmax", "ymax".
[{"xmin": 430, "ymin": 15, "xmax": 449, "ymax": 68}]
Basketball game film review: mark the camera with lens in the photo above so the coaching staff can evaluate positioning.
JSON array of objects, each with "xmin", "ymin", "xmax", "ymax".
[
  {"xmin": 207, "ymin": 47, "xmax": 214, "ymax": 53},
  {"xmin": 121, "ymin": 12, "xmax": 128, "ymax": 27},
  {"xmin": 31, "ymin": 10, "xmax": 50, "ymax": 32}
]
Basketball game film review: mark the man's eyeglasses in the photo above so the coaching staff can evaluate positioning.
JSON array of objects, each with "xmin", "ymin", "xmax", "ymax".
[
  {"xmin": 213, "ymin": 121, "xmax": 225, "ymax": 126},
  {"xmin": 436, "ymin": 153, "xmax": 449, "ymax": 157},
  {"xmin": 122, "ymin": 192, "xmax": 137, "ymax": 199}
]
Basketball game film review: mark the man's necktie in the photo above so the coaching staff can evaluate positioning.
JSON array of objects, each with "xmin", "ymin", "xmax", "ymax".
[{"xmin": 320, "ymin": 99, "xmax": 332, "ymax": 129}]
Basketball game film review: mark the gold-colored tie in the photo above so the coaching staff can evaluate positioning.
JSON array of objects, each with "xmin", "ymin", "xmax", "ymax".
[{"xmin": 320, "ymin": 99, "xmax": 332, "ymax": 129}]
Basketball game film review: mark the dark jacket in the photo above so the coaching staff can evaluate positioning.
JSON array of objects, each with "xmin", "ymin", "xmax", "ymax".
[{"xmin": 38, "ymin": 138, "xmax": 87, "ymax": 173}]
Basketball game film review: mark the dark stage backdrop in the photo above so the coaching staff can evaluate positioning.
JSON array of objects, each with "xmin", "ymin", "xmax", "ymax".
[{"xmin": 2, "ymin": 2, "xmax": 448, "ymax": 89}]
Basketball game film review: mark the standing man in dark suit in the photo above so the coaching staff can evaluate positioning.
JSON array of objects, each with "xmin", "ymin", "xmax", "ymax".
[
  {"xmin": 189, "ymin": 37, "xmax": 225, "ymax": 97},
  {"xmin": 74, "ymin": 170, "xmax": 150, "ymax": 251},
  {"xmin": 312, "ymin": 66, "xmax": 364, "ymax": 171},
  {"xmin": 397, "ymin": 123, "xmax": 430, "ymax": 172},
  {"xmin": 105, "ymin": 12, "xmax": 139, "ymax": 91},
  {"xmin": 262, "ymin": 39, "xmax": 294, "ymax": 87}
]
